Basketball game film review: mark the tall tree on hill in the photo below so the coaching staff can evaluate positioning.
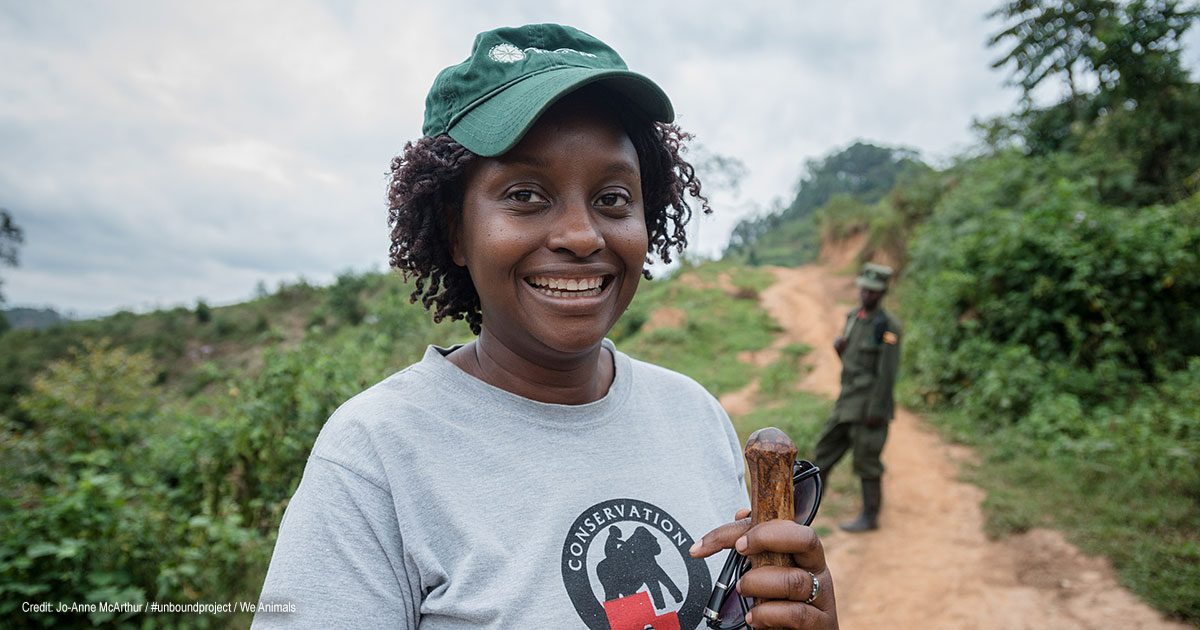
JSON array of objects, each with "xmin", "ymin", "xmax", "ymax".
[
  {"xmin": 0, "ymin": 209, "xmax": 23, "ymax": 301},
  {"xmin": 0, "ymin": 209, "xmax": 23, "ymax": 334}
]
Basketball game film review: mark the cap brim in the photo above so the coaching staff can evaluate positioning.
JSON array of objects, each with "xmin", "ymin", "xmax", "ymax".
[
  {"xmin": 856, "ymin": 277, "xmax": 887, "ymax": 291},
  {"xmin": 448, "ymin": 67, "xmax": 674, "ymax": 157}
]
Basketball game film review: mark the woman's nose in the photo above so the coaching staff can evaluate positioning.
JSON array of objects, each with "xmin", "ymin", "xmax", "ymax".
[{"xmin": 547, "ymin": 200, "xmax": 605, "ymax": 258}]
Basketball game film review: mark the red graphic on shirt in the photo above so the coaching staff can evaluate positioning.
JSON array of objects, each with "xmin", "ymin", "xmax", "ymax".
[{"xmin": 603, "ymin": 591, "xmax": 681, "ymax": 630}]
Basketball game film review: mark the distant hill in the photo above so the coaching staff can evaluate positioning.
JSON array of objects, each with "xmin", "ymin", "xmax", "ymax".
[
  {"xmin": 724, "ymin": 141, "xmax": 928, "ymax": 267},
  {"xmin": 2, "ymin": 307, "xmax": 67, "ymax": 330}
]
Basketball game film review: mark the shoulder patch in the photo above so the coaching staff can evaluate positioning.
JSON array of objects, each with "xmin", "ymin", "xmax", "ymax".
[{"xmin": 883, "ymin": 331, "xmax": 898, "ymax": 345}]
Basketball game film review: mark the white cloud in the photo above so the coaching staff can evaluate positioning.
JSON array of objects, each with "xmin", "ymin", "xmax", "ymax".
[
  {"xmin": 0, "ymin": 0, "xmax": 1105, "ymax": 315},
  {"xmin": 186, "ymin": 140, "xmax": 297, "ymax": 186}
]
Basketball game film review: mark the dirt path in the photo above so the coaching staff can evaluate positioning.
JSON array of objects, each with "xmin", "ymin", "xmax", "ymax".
[{"xmin": 722, "ymin": 240, "xmax": 1187, "ymax": 630}]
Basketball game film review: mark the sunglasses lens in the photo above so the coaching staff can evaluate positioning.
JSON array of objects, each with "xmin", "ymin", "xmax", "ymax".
[
  {"xmin": 709, "ymin": 556, "xmax": 750, "ymax": 629},
  {"xmin": 716, "ymin": 584, "xmax": 752, "ymax": 629},
  {"xmin": 793, "ymin": 468, "xmax": 820, "ymax": 526}
]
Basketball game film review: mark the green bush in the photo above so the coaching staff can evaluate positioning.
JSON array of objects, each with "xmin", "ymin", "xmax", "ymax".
[
  {"xmin": 905, "ymin": 154, "xmax": 1200, "ymax": 423},
  {"xmin": 194, "ymin": 300, "xmax": 211, "ymax": 324},
  {"xmin": 16, "ymin": 340, "xmax": 158, "ymax": 463},
  {"xmin": 327, "ymin": 270, "xmax": 368, "ymax": 326}
]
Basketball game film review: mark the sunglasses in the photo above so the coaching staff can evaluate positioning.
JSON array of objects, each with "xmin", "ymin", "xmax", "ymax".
[{"xmin": 703, "ymin": 460, "xmax": 823, "ymax": 629}]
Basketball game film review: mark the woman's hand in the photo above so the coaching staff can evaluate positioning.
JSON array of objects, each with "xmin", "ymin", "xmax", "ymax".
[{"xmin": 691, "ymin": 508, "xmax": 838, "ymax": 629}]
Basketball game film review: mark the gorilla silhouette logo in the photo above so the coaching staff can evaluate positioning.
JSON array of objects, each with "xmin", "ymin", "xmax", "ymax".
[
  {"xmin": 596, "ymin": 525, "xmax": 684, "ymax": 609},
  {"xmin": 560, "ymin": 498, "xmax": 711, "ymax": 629}
]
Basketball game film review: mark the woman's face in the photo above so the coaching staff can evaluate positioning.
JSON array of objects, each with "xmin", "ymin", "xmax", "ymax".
[{"xmin": 453, "ymin": 96, "xmax": 648, "ymax": 362}]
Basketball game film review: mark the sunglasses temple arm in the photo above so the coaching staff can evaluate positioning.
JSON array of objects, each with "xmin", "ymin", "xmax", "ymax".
[{"xmin": 703, "ymin": 550, "xmax": 743, "ymax": 626}]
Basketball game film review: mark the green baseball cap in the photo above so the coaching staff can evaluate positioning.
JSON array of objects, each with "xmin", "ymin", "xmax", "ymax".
[
  {"xmin": 422, "ymin": 23, "xmax": 675, "ymax": 157},
  {"xmin": 856, "ymin": 263, "xmax": 893, "ymax": 291}
]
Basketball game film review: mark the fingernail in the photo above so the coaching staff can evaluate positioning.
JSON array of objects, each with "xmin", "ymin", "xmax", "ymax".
[
  {"xmin": 688, "ymin": 542, "xmax": 700, "ymax": 555},
  {"xmin": 735, "ymin": 536, "xmax": 747, "ymax": 552},
  {"xmin": 745, "ymin": 611, "xmax": 753, "ymax": 625}
]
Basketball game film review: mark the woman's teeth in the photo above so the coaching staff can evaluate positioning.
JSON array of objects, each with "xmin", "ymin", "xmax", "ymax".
[{"xmin": 527, "ymin": 276, "xmax": 606, "ymax": 298}]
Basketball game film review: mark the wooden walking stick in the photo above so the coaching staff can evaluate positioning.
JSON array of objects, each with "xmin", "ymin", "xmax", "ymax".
[{"xmin": 745, "ymin": 427, "xmax": 798, "ymax": 628}]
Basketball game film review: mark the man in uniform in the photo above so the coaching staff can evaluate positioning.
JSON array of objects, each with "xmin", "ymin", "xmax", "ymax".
[{"xmin": 813, "ymin": 262, "xmax": 901, "ymax": 533}]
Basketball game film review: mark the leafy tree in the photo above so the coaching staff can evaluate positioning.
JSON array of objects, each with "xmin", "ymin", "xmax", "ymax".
[
  {"xmin": 989, "ymin": 0, "xmax": 1113, "ymax": 108},
  {"xmin": 0, "ymin": 209, "xmax": 23, "ymax": 309},
  {"xmin": 904, "ymin": 151, "xmax": 1200, "ymax": 414},
  {"xmin": 988, "ymin": 0, "xmax": 1200, "ymax": 203},
  {"xmin": 990, "ymin": 0, "xmax": 1198, "ymax": 103}
]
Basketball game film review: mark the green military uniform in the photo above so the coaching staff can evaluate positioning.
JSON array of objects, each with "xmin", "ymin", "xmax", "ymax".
[
  {"xmin": 812, "ymin": 263, "xmax": 901, "ymax": 532},
  {"xmin": 813, "ymin": 304, "xmax": 901, "ymax": 478}
]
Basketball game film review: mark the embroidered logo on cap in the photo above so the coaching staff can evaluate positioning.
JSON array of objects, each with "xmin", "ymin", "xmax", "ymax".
[
  {"xmin": 488, "ymin": 41, "xmax": 598, "ymax": 63},
  {"xmin": 488, "ymin": 43, "xmax": 526, "ymax": 63}
]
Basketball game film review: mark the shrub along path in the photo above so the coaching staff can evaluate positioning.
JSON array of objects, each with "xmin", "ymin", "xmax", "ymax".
[{"xmin": 725, "ymin": 241, "xmax": 1186, "ymax": 629}]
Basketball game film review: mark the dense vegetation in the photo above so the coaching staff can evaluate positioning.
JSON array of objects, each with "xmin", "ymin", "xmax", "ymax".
[
  {"xmin": 898, "ymin": 148, "xmax": 1200, "ymax": 618},
  {"xmin": 0, "ymin": 272, "xmax": 473, "ymax": 626}
]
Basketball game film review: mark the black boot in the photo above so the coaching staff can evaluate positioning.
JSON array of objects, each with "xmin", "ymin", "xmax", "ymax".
[{"xmin": 839, "ymin": 478, "xmax": 881, "ymax": 533}]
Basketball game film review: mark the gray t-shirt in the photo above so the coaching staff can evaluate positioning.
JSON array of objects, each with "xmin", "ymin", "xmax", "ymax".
[{"xmin": 253, "ymin": 340, "xmax": 748, "ymax": 629}]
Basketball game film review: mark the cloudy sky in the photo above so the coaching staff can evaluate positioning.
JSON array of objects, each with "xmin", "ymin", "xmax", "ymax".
[{"xmin": 5, "ymin": 1, "xmax": 1190, "ymax": 317}]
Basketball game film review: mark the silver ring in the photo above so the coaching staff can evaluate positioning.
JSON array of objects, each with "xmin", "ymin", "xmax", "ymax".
[{"xmin": 803, "ymin": 571, "xmax": 820, "ymax": 604}]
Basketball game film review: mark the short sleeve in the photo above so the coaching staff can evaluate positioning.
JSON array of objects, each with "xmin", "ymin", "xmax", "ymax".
[{"xmin": 252, "ymin": 455, "xmax": 419, "ymax": 629}]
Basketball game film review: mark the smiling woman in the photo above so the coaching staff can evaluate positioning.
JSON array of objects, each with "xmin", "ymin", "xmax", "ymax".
[{"xmin": 252, "ymin": 23, "xmax": 838, "ymax": 630}]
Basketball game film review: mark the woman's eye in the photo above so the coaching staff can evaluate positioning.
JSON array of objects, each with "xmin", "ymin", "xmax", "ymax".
[
  {"xmin": 509, "ymin": 190, "xmax": 547, "ymax": 203},
  {"xmin": 596, "ymin": 192, "xmax": 629, "ymax": 208}
]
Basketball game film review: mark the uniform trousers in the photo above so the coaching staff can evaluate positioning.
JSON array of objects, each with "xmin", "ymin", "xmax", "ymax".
[{"xmin": 813, "ymin": 417, "xmax": 889, "ymax": 479}]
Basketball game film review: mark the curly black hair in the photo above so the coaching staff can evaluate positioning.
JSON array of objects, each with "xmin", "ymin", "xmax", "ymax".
[{"xmin": 386, "ymin": 88, "xmax": 710, "ymax": 335}]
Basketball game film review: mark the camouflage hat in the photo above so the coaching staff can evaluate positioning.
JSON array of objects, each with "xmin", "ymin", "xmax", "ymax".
[{"xmin": 855, "ymin": 262, "xmax": 893, "ymax": 291}]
